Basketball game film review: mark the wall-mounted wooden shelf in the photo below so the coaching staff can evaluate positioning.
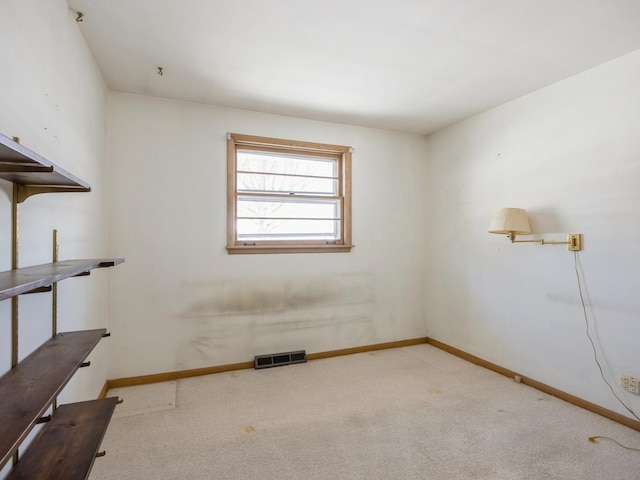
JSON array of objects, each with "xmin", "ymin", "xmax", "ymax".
[
  {"xmin": 5, "ymin": 397, "xmax": 118, "ymax": 480},
  {"xmin": 0, "ymin": 258, "xmax": 125, "ymax": 301},
  {"xmin": 0, "ymin": 133, "xmax": 90, "ymax": 191},
  {"xmin": 0, "ymin": 130, "xmax": 124, "ymax": 478},
  {"xmin": 0, "ymin": 329, "xmax": 107, "ymax": 468}
]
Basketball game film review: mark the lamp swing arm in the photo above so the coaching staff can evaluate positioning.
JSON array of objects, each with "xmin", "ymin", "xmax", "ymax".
[{"xmin": 508, "ymin": 233, "xmax": 573, "ymax": 245}]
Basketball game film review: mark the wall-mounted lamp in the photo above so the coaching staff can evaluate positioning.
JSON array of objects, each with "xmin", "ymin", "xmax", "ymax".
[{"xmin": 488, "ymin": 208, "xmax": 582, "ymax": 251}]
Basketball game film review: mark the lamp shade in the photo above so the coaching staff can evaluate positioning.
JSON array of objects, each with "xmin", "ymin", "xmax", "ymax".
[{"xmin": 488, "ymin": 208, "xmax": 531, "ymax": 235}]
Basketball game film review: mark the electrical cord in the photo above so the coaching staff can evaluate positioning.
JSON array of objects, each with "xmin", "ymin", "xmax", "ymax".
[
  {"xmin": 573, "ymin": 251, "xmax": 639, "ymax": 422},
  {"xmin": 588, "ymin": 436, "xmax": 640, "ymax": 452},
  {"xmin": 574, "ymin": 251, "xmax": 640, "ymax": 453}
]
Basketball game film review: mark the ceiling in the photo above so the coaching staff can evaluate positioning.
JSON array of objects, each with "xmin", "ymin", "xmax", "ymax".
[{"xmin": 66, "ymin": 0, "xmax": 640, "ymax": 135}]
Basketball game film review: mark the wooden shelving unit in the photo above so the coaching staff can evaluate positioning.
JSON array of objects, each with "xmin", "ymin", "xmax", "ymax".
[{"xmin": 0, "ymin": 132, "xmax": 123, "ymax": 478}]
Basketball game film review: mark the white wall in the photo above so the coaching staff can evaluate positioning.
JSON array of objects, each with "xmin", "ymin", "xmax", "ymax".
[
  {"xmin": 107, "ymin": 93, "xmax": 428, "ymax": 379},
  {"xmin": 426, "ymin": 49, "xmax": 640, "ymax": 419},
  {"xmin": 0, "ymin": 0, "xmax": 110, "ymax": 403}
]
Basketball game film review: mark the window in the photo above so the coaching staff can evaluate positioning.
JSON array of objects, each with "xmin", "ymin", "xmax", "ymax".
[{"xmin": 227, "ymin": 133, "xmax": 353, "ymax": 254}]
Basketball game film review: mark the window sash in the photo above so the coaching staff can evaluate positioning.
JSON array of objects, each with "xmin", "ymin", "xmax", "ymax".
[{"xmin": 236, "ymin": 195, "xmax": 342, "ymax": 242}]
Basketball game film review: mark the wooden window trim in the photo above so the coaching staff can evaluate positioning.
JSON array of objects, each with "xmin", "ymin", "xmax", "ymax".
[{"xmin": 227, "ymin": 133, "xmax": 353, "ymax": 255}]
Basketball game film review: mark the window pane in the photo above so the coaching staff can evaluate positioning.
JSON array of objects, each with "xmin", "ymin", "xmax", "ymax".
[
  {"xmin": 237, "ymin": 218, "xmax": 340, "ymax": 241},
  {"xmin": 237, "ymin": 172, "xmax": 337, "ymax": 195},
  {"xmin": 237, "ymin": 150, "xmax": 337, "ymax": 178},
  {"xmin": 238, "ymin": 197, "xmax": 340, "ymax": 220}
]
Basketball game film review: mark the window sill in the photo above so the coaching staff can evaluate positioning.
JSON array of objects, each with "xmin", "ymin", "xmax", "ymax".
[{"xmin": 226, "ymin": 245, "xmax": 354, "ymax": 255}]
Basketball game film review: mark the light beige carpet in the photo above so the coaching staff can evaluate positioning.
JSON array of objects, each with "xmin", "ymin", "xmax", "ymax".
[
  {"xmin": 90, "ymin": 345, "xmax": 640, "ymax": 479},
  {"xmin": 109, "ymin": 381, "xmax": 177, "ymax": 418}
]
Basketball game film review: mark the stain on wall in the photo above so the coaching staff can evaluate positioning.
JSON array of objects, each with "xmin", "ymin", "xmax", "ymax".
[
  {"xmin": 180, "ymin": 273, "xmax": 375, "ymax": 317},
  {"xmin": 175, "ymin": 273, "xmax": 376, "ymax": 367}
]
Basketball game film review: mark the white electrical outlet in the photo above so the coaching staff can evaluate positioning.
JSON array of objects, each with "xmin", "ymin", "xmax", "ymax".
[{"xmin": 620, "ymin": 375, "xmax": 640, "ymax": 395}]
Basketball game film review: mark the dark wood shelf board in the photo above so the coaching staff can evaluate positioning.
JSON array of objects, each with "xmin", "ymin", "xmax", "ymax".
[
  {"xmin": 0, "ymin": 258, "xmax": 125, "ymax": 301},
  {"xmin": 0, "ymin": 330, "xmax": 107, "ymax": 468},
  {"xmin": 6, "ymin": 397, "xmax": 118, "ymax": 480},
  {"xmin": 0, "ymin": 133, "xmax": 90, "ymax": 190}
]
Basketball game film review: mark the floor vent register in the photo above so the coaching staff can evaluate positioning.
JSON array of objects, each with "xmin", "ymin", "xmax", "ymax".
[{"xmin": 254, "ymin": 350, "xmax": 307, "ymax": 369}]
